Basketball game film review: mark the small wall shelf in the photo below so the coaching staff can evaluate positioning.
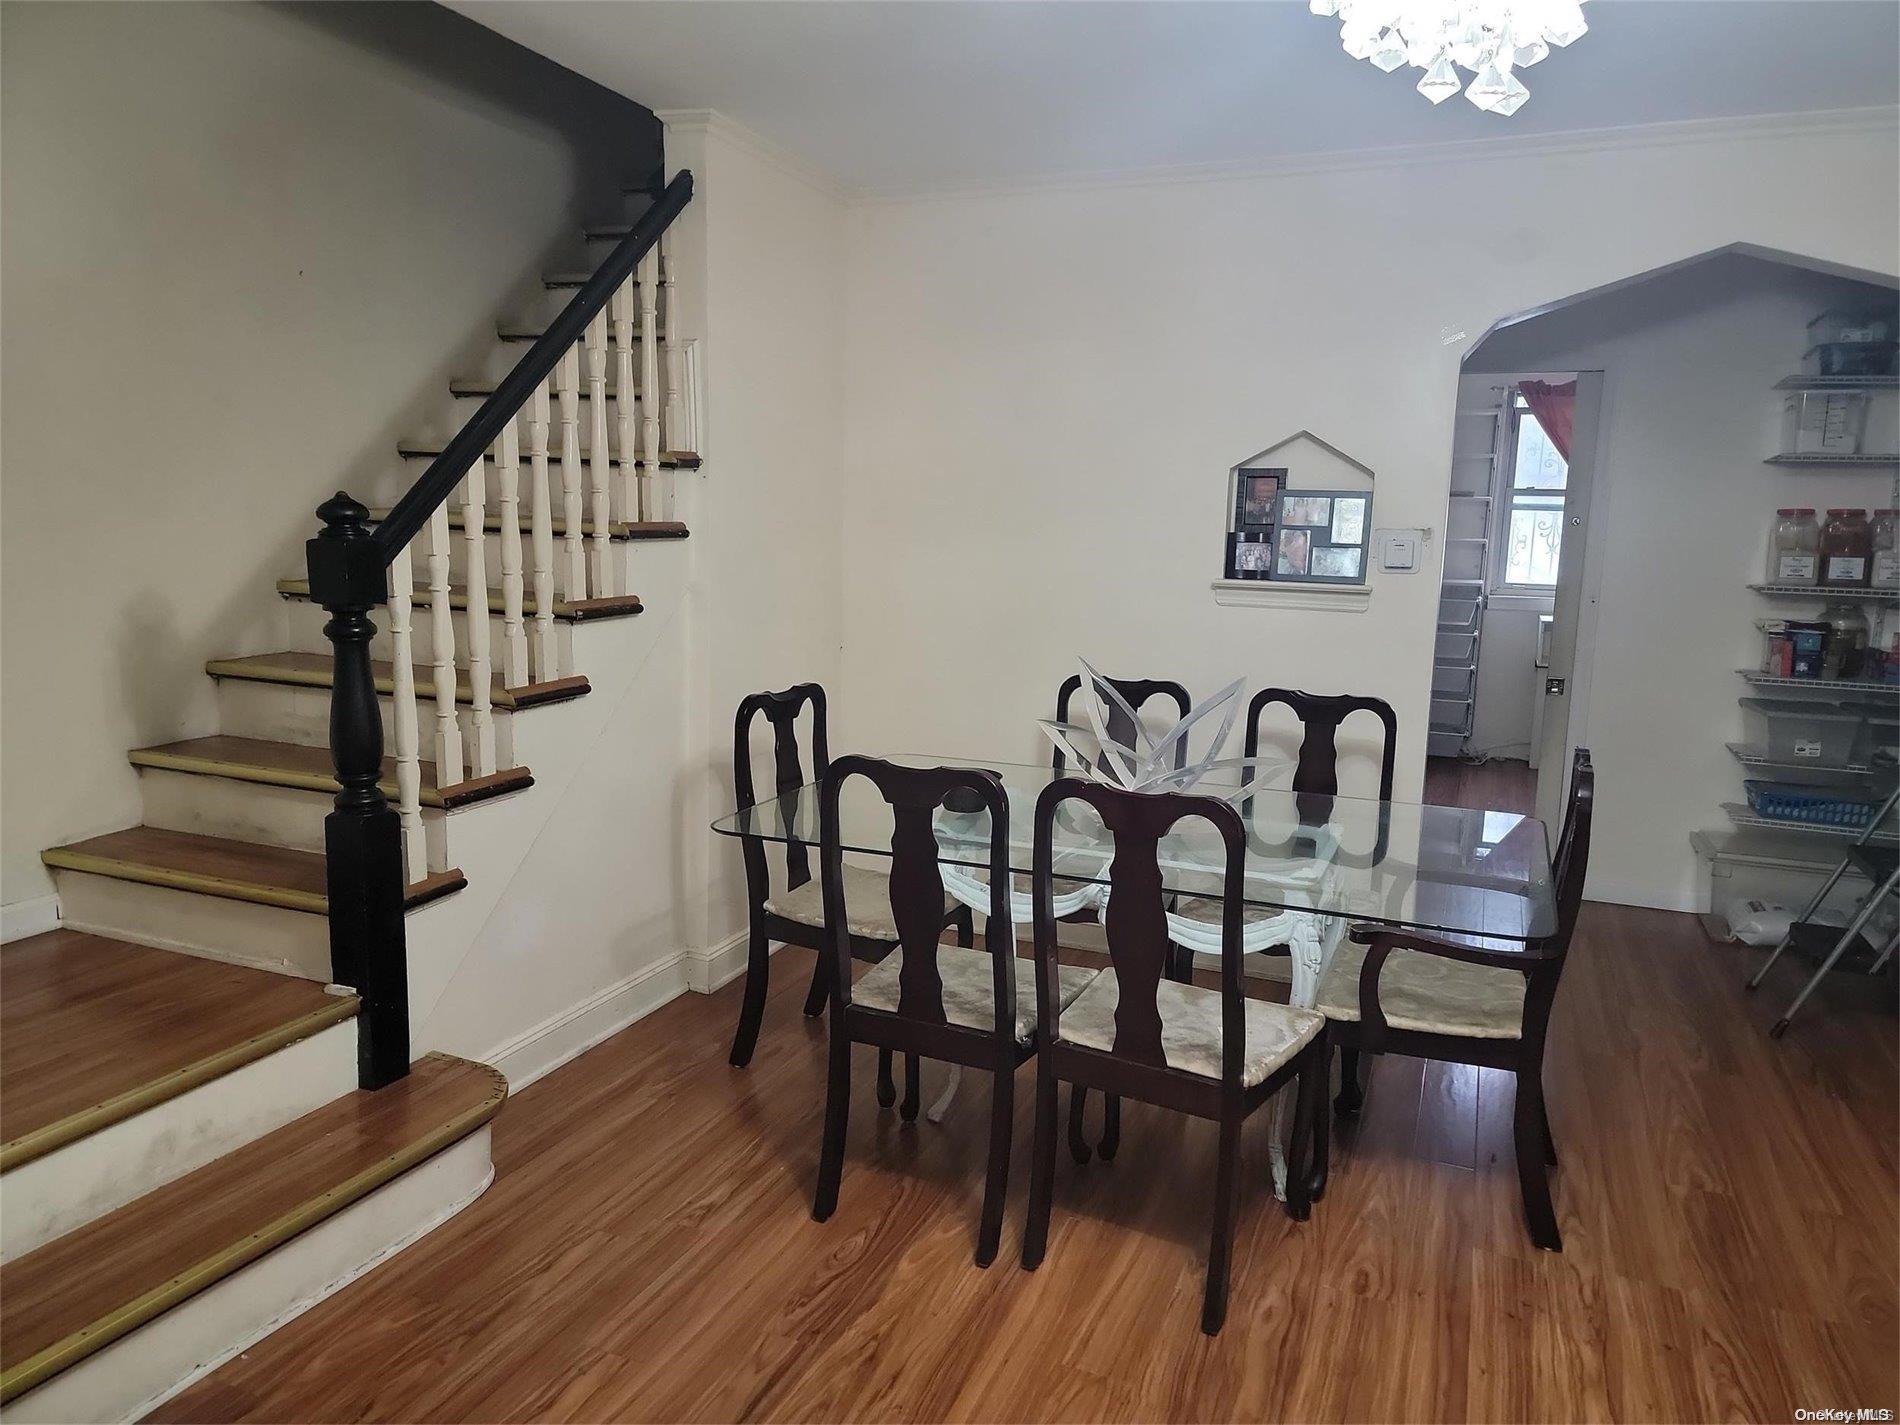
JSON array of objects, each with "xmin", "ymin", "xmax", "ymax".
[
  {"xmin": 1748, "ymin": 582, "xmax": 1900, "ymax": 602},
  {"xmin": 1721, "ymin": 803, "xmax": 1898, "ymax": 843},
  {"xmin": 1773, "ymin": 374, "xmax": 1899, "ymax": 391},
  {"xmin": 1764, "ymin": 452, "xmax": 1900, "ymax": 467},
  {"xmin": 1737, "ymin": 669, "xmax": 1893, "ymax": 694},
  {"xmin": 1209, "ymin": 579, "xmax": 1369, "ymax": 612}
]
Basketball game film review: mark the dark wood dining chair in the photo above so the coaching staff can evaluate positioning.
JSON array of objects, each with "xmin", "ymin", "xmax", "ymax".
[
  {"xmin": 812, "ymin": 757, "xmax": 1099, "ymax": 1265},
  {"xmin": 727, "ymin": 686, "xmax": 973, "ymax": 1115},
  {"xmin": 1020, "ymin": 777, "xmax": 1328, "ymax": 1335},
  {"xmin": 1310, "ymin": 748, "xmax": 1595, "ymax": 1251},
  {"xmin": 1243, "ymin": 687, "xmax": 1398, "ymax": 840},
  {"xmin": 1052, "ymin": 672, "xmax": 1192, "ymax": 776}
]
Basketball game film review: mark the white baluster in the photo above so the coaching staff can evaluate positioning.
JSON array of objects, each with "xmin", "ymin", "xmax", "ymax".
[
  {"xmin": 584, "ymin": 309, "xmax": 613, "ymax": 597},
  {"xmin": 639, "ymin": 246, "xmax": 663, "ymax": 521},
  {"xmin": 426, "ymin": 502, "xmax": 464, "ymax": 785},
  {"xmin": 386, "ymin": 540, "xmax": 427, "ymax": 882},
  {"xmin": 555, "ymin": 344, "xmax": 586, "ymax": 599},
  {"xmin": 527, "ymin": 377, "xmax": 558, "ymax": 682},
  {"xmin": 661, "ymin": 230, "xmax": 683, "ymax": 458},
  {"xmin": 460, "ymin": 461, "xmax": 496, "ymax": 778},
  {"xmin": 494, "ymin": 413, "xmax": 529, "ymax": 689},
  {"xmin": 611, "ymin": 277, "xmax": 638, "ymax": 526}
]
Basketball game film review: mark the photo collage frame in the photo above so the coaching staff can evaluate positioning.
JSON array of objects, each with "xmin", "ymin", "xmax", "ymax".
[{"xmin": 1225, "ymin": 471, "xmax": 1371, "ymax": 586}]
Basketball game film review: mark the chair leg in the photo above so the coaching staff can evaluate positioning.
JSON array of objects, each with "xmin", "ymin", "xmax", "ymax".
[
  {"xmin": 1203, "ymin": 1111, "xmax": 1241, "ymax": 1335},
  {"xmin": 802, "ymin": 949, "xmax": 829, "ymax": 1019},
  {"xmin": 1307, "ymin": 1042, "xmax": 1332, "ymax": 1203},
  {"xmin": 1067, "ymin": 1082, "xmax": 1092, "ymax": 1164},
  {"xmin": 1285, "ymin": 1043, "xmax": 1321, "ymax": 1222},
  {"xmin": 1541, "ymin": 1089, "xmax": 1559, "ymax": 1168},
  {"xmin": 1334, "ymin": 1045, "xmax": 1365, "ymax": 1116},
  {"xmin": 1099, "ymin": 1094, "xmax": 1121, "ymax": 1160},
  {"xmin": 900, "ymin": 1053, "xmax": 923, "ymax": 1122},
  {"xmin": 813, "ymin": 1021, "xmax": 851, "ymax": 1222},
  {"xmin": 1022, "ymin": 1066, "xmax": 1059, "ymax": 1270},
  {"xmin": 876, "ymin": 1048, "xmax": 896, "ymax": 1108},
  {"xmin": 727, "ymin": 925, "xmax": 772, "ymax": 1068},
  {"xmin": 975, "ymin": 1061, "xmax": 1014, "ymax": 1267},
  {"xmin": 1513, "ymin": 1072, "xmax": 1562, "ymax": 1251}
]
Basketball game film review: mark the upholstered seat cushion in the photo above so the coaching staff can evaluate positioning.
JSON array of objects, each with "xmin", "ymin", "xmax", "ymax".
[
  {"xmin": 1315, "ymin": 938, "xmax": 1526, "ymax": 1039},
  {"xmin": 765, "ymin": 864, "xmax": 956, "ymax": 941},
  {"xmin": 853, "ymin": 946, "xmax": 1099, "ymax": 1045},
  {"xmin": 1059, "ymin": 971, "xmax": 1322, "ymax": 1087}
]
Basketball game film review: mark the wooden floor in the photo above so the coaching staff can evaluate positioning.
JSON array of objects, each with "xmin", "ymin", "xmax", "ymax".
[
  {"xmin": 1425, "ymin": 756, "xmax": 1537, "ymax": 816},
  {"xmin": 159, "ymin": 902, "xmax": 1896, "ymax": 1424}
]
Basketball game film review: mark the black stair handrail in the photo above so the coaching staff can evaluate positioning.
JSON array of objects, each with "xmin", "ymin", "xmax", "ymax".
[{"xmin": 304, "ymin": 170, "xmax": 694, "ymax": 1092}]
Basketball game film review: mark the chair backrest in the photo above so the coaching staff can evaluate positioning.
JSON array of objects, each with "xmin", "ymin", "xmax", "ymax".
[
  {"xmin": 734, "ymin": 684, "xmax": 828, "ymax": 899},
  {"xmin": 1031, "ymin": 777, "xmax": 1250, "ymax": 1090},
  {"xmin": 1543, "ymin": 747, "xmax": 1595, "ymax": 961},
  {"xmin": 820, "ymin": 757, "xmax": 1013, "ymax": 1034},
  {"xmin": 1053, "ymin": 673, "xmax": 1193, "ymax": 774},
  {"xmin": 1243, "ymin": 687, "xmax": 1398, "ymax": 806}
]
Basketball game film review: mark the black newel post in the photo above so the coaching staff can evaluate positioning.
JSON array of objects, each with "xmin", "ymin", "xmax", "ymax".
[{"xmin": 307, "ymin": 492, "xmax": 410, "ymax": 1089}]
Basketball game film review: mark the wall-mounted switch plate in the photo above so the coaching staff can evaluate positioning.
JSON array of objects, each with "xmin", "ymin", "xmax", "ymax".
[{"xmin": 1377, "ymin": 529, "xmax": 1422, "ymax": 572}]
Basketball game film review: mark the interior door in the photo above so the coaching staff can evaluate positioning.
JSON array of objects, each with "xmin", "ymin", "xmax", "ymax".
[{"xmin": 1534, "ymin": 370, "xmax": 1606, "ymax": 835}]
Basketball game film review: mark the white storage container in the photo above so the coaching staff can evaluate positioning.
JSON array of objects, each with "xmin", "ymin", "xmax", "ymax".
[{"xmin": 1740, "ymin": 696, "xmax": 1861, "ymax": 767}]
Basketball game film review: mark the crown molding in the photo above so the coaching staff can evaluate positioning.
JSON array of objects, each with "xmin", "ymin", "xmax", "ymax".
[
  {"xmin": 855, "ymin": 104, "xmax": 1899, "ymax": 207},
  {"xmin": 656, "ymin": 108, "xmax": 856, "ymax": 203}
]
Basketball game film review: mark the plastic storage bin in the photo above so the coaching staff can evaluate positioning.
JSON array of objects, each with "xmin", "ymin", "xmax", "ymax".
[
  {"xmin": 1781, "ymin": 390, "xmax": 1868, "ymax": 455},
  {"xmin": 1744, "ymin": 781, "xmax": 1879, "ymax": 830},
  {"xmin": 1843, "ymin": 698, "xmax": 1900, "ymax": 768},
  {"xmin": 1740, "ymin": 696, "xmax": 1862, "ymax": 767}
]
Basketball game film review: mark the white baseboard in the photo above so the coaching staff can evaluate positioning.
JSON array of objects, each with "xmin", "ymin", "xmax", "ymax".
[
  {"xmin": 681, "ymin": 928, "xmax": 758, "ymax": 994},
  {"xmin": 1579, "ymin": 881, "xmax": 1701, "ymax": 915},
  {"xmin": 2, "ymin": 893, "xmax": 59, "ymax": 944},
  {"xmin": 483, "ymin": 954, "xmax": 692, "ymax": 1093}
]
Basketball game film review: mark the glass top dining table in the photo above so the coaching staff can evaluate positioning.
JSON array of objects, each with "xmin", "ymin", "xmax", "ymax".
[{"xmin": 712, "ymin": 754, "xmax": 1556, "ymax": 944}]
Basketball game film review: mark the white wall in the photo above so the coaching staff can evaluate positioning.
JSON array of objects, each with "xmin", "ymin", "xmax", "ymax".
[
  {"xmin": 835, "ymin": 116, "xmax": 1898, "ymax": 887},
  {"xmin": 0, "ymin": 1, "xmax": 657, "ymax": 909},
  {"xmin": 660, "ymin": 116, "xmax": 851, "ymax": 958},
  {"xmin": 1469, "ymin": 256, "xmax": 1899, "ymax": 910}
]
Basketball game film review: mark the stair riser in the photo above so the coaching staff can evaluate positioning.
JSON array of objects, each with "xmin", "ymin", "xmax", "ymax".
[
  {"xmin": 281, "ymin": 596, "xmax": 576, "ymax": 677},
  {"xmin": 4, "ymin": 1126, "xmax": 494, "ymax": 1425},
  {"xmin": 53, "ymin": 871, "xmax": 332, "ymax": 981},
  {"xmin": 135, "ymin": 766, "xmax": 448, "ymax": 861},
  {"xmin": 0, "ymin": 1020, "xmax": 356, "ymax": 1264},
  {"xmin": 214, "ymin": 678, "xmax": 522, "ymax": 770}
]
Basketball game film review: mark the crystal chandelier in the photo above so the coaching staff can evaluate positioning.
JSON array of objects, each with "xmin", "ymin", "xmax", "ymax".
[{"xmin": 1309, "ymin": 0, "xmax": 1589, "ymax": 115}]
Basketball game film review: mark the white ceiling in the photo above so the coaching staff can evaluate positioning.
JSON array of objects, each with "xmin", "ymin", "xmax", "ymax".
[{"xmin": 456, "ymin": 1, "xmax": 1900, "ymax": 197}]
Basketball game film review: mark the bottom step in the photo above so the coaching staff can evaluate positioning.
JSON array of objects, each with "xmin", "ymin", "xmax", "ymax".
[{"xmin": 0, "ymin": 1053, "xmax": 505, "ymax": 1421}]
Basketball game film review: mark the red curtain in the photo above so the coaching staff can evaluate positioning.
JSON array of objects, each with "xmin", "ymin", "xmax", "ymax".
[{"xmin": 1518, "ymin": 379, "xmax": 1576, "ymax": 461}]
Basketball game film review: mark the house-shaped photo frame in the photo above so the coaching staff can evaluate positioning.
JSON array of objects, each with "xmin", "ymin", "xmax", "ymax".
[{"xmin": 1223, "ymin": 430, "xmax": 1376, "ymax": 595}]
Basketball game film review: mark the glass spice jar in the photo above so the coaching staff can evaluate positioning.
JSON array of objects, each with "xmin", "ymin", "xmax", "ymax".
[
  {"xmin": 1768, "ymin": 507, "xmax": 1821, "ymax": 585},
  {"xmin": 1820, "ymin": 508, "xmax": 1872, "ymax": 588},
  {"xmin": 1872, "ymin": 508, "xmax": 1898, "ymax": 590},
  {"xmin": 1821, "ymin": 601, "xmax": 1869, "ymax": 680}
]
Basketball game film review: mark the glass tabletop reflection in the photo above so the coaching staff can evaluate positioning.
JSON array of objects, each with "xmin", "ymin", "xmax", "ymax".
[{"xmin": 713, "ymin": 755, "xmax": 1555, "ymax": 944}]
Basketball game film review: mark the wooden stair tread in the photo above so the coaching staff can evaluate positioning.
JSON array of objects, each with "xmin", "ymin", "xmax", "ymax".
[
  {"xmin": 275, "ymin": 577, "xmax": 643, "ymax": 624},
  {"xmin": 41, "ymin": 827, "xmax": 464, "ymax": 917},
  {"xmin": 129, "ymin": 735, "xmax": 532, "ymax": 811},
  {"xmin": 395, "ymin": 439, "xmax": 700, "ymax": 472},
  {"xmin": 0, "ymin": 1053, "xmax": 505, "ymax": 1401},
  {"xmin": 368, "ymin": 501, "xmax": 690, "ymax": 541},
  {"xmin": 204, "ymin": 651, "xmax": 591, "ymax": 709},
  {"xmin": 0, "ymin": 931, "xmax": 358, "ymax": 1173}
]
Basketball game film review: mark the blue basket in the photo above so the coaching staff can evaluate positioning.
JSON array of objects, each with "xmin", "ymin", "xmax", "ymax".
[{"xmin": 1744, "ymin": 780, "xmax": 1878, "ymax": 829}]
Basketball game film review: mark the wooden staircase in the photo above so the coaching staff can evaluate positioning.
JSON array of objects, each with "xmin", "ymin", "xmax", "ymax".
[{"xmin": 10, "ymin": 175, "xmax": 698, "ymax": 1419}]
